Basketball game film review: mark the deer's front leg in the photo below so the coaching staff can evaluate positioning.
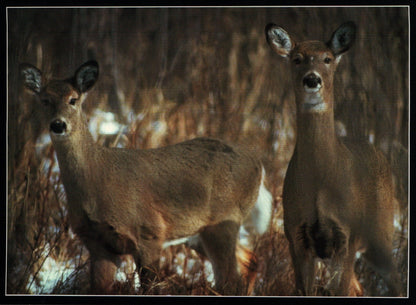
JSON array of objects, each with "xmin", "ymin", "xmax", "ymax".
[
  {"xmin": 287, "ymin": 230, "xmax": 316, "ymax": 296},
  {"xmin": 133, "ymin": 236, "xmax": 164, "ymax": 294},
  {"xmin": 89, "ymin": 247, "xmax": 120, "ymax": 294},
  {"xmin": 324, "ymin": 249, "xmax": 353, "ymax": 296}
]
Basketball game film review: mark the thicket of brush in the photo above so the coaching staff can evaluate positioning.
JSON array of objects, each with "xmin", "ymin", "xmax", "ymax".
[{"xmin": 7, "ymin": 7, "xmax": 408, "ymax": 296}]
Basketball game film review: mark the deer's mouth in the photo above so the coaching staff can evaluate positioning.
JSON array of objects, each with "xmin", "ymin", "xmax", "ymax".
[{"xmin": 304, "ymin": 83, "xmax": 322, "ymax": 93}]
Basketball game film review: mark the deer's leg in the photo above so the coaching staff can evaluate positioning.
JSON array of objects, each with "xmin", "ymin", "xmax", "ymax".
[
  {"xmin": 89, "ymin": 247, "xmax": 120, "ymax": 294},
  {"xmin": 187, "ymin": 234, "xmax": 257, "ymax": 295},
  {"xmin": 362, "ymin": 183, "xmax": 401, "ymax": 296},
  {"xmin": 363, "ymin": 241, "xmax": 400, "ymax": 296},
  {"xmin": 326, "ymin": 249, "xmax": 356, "ymax": 296},
  {"xmin": 199, "ymin": 220, "xmax": 243, "ymax": 295},
  {"xmin": 133, "ymin": 240, "xmax": 163, "ymax": 294},
  {"xmin": 288, "ymin": 233, "xmax": 316, "ymax": 295}
]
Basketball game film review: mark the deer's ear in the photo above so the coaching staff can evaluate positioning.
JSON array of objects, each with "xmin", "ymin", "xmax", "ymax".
[
  {"xmin": 74, "ymin": 60, "xmax": 99, "ymax": 93},
  {"xmin": 265, "ymin": 23, "xmax": 294, "ymax": 58},
  {"xmin": 20, "ymin": 63, "xmax": 42, "ymax": 93},
  {"xmin": 327, "ymin": 21, "xmax": 356, "ymax": 56}
]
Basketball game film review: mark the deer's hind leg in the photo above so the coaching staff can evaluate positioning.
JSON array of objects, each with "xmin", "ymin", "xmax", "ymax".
[
  {"xmin": 199, "ymin": 220, "xmax": 243, "ymax": 295},
  {"xmin": 363, "ymin": 239, "xmax": 401, "ymax": 296},
  {"xmin": 363, "ymin": 180, "xmax": 401, "ymax": 296}
]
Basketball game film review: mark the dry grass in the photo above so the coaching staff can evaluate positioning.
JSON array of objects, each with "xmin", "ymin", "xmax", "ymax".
[{"xmin": 7, "ymin": 7, "xmax": 408, "ymax": 296}]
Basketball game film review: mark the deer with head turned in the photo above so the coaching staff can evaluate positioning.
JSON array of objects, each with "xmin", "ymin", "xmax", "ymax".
[
  {"xmin": 265, "ymin": 22, "xmax": 400, "ymax": 296},
  {"xmin": 19, "ymin": 61, "xmax": 273, "ymax": 295}
]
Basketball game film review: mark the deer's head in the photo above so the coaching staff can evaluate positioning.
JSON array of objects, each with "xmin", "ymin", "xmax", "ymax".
[
  {"xmin": 20, "ymin": 61, "xmax": 99, "ymax": 141},
  {"xmin": 266, "ymin": 22, "xmax": 356, "ymax": 113}
]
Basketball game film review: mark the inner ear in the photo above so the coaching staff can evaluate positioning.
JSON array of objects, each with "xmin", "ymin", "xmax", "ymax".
[
  {"xmin": 265, "ymin": 24, "xmax": 294, "ymax": 58},
  {"xmin": 19, "ymin": 63, "xmax": 42, "ymax": 93},
  {"xmin": 74, "ymin": 60, "xmax": 99, "ymax": 93},
  {"xmin": 327, "ymin": 21, "xmax": 356, "ymax": 56}
]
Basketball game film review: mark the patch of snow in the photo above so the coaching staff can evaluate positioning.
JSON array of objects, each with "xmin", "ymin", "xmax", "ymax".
[
  {"xmin": 276, "ymin": 218, "xmax": 284, "ymax": 229},
  {"xmin": 26, "ymin": 245, "xmax": 76, "ymax": 294},
  {"xmin": 204, "ymin": 261, "xmax": 214, "ymax": 283},
  {"xmin": 35, "ymin": 133, "xmax": 52, "ymax": 154},
  {"xmin": 239, "ymin": 226, "xmax": 250, "ymax": 247},
  {"xmin": 394, "ymin": 212, "xmax": 402, "ymax": 231},
  {"xmin": 99, "ymin": 121, "xmax": 121, "ymax": 135},
  {"xmin": 368, "ymin": 132, "xmax": 375, "ymax": 144},
  {"xmin": 88, "ymin": 109, "xmax": 126, "ymax": 140}
]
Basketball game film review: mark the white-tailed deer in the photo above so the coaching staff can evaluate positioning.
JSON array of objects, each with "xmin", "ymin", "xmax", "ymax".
[
  {"xmin": 266, "ymin": 22, "xmax": 400, "ymax": 296},
  {"xmin": 19, "ymin": 61, "xmax": 273, "ymax": 295}
]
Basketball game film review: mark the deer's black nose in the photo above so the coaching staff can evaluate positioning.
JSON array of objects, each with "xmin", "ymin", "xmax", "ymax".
[
  {"xmin": 50, "ymin": 119, "xmax": 67, "ymax": 134},
  {"xmin": 303, "ymin": 73, "xmax": 322, "ymax": 88}
]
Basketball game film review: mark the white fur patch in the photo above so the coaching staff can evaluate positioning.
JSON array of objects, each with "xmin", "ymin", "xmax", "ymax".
[
  {"xmin": 335, "ymin": 55, "xmax": 342, "ymax": 65},
  {"xmin": 162, "ymin": 236, "xmax": 192, "ymax": 249},
  {"xmin": 242, "ymin": 167, "xmax": 273, "ymax": 235},
  {"xmin": 302, "ymin": 92, "xmax": 327, "ymax": 112}
]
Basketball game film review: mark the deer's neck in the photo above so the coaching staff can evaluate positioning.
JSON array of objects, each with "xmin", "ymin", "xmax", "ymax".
[
  {"xmin": 52, "ymin": 121, "xmax": 102, "ymax": 198},
  {"xmin": 295, "ymin": 107, "xmax": 339, "ymax": 172}
]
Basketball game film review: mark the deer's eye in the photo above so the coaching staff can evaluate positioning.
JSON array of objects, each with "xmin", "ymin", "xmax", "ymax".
[
  {"xmin": 293, "ymin": 56, "xmax": 302, "ymax": 65},
  {"xmin": 41, "ymin": 98, "xmax": 50, "ymax": 106},
  {"xmin": 69, "ymin": 98, "xmax": 77, "ymax": 105},
  {"xmin": 324, "ymin": 57, "xmax": 332, "ymax": 64}
]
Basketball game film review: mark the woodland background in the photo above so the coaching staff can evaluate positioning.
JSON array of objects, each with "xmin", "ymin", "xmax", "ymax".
[{"xmin": 7, "ymin": 7, "xmax": 408, "ymax": 296}]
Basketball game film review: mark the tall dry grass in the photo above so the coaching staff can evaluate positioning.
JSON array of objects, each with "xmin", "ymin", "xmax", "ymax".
[{"xmin": 7, "ymin": 7, "xmax": 408, "ymax": 296}]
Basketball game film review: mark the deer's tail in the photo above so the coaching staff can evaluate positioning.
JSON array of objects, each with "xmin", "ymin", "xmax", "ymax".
[
  {"xmin": 243, "ymin": 166, "xmax": 273, "ymax": 235},
  {"xmin": 237, "ymin": 166, "xmax": 273, "ymax": 295}
]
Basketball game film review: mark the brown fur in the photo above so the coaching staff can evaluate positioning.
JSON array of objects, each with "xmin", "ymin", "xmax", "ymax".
[
  {"xmin": 20, "ymin": 61, "xmax": 265, "ymax": 295},
  {"xmin": 266, "ymin": 22, "xmax": 400, "ymax": 296}
]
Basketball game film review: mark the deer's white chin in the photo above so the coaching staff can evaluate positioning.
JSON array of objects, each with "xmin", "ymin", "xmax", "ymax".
[
  {"xmin": 302, "ymin": 102, "xmax": 327, "ymax": 112},
  {"xmin": 301, "ymin": 93, "xmax": 327, "ymax": 112}
]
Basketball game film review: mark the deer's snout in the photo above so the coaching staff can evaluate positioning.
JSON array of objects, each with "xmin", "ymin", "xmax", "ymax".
[
  {"xmin": 50, "ymin": 119, "xmax": 67, "ymax": 134},
  {"xmin": 303, "ymin": 73, "xmax": 322, "ymax": 92}
]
